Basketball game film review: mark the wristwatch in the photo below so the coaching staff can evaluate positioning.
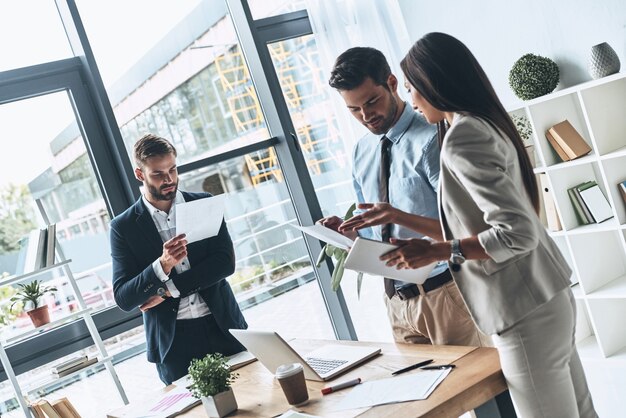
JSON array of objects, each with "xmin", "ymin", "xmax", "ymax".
[
  {"xmin": 449, "ymin": 239, "xmax": 466, "ymax": 272},
  {"xmin": 156, "ymin": 287, "xmax": 168, "ymax": 299}
]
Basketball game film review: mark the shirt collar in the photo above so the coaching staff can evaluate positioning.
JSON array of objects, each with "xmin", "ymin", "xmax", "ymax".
[
  {"xmin": 382, "ymin": 102, "xmax": 414, "ymax": 144},
  {"xmin": 142, "ymin": 190, "xmax": 185, "ymax": 216}
]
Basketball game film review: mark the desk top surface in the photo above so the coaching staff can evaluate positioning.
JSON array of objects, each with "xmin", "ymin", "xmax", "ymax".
[{"xmin": 108, "ymin": 339, "xmax": 506, "ymax": 418}]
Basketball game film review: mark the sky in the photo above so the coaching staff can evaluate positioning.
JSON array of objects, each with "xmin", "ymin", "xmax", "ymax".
[{"xmin": 0, "ymin": 0, "xmax": 201, "ymax": 186}]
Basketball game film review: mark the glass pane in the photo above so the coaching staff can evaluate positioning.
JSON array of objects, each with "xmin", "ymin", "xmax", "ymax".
[
  {"xmin": 269, "ymin": 35, "xmax": 392, "ymax": 342},
  {"xmin": 0, "ymin": 1, "xmax": 72, "ymax": 72},
  {"xmin": 76, "ymin": 1, "xmax": 271, "ymax": 167},
  {"xmin": 248, "ymin": 0, "xmax": 306, "ymax": 20},
  {"xmin": 179, "ymin": 149, "xmax": 334, "ymax": 339},
  {"xmin": 0, "ymin": 92, "xmax": 115, "ymax": 343}
]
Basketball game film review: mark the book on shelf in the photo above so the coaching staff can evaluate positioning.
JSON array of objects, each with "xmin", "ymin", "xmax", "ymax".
[
  {"xmin": 29, "ymin": 403, "xmax": 47, "ymax": 418},
  {"xmin": 52, "ymin": 355, "xmax": 88, "ymax": 374},
  {"xmin": 21, "ymin": 229, "xmax": 46, "ymax": 274},
  {"xmin": 35, "ymin": 399, "xmax": 62, "ymax": 418},
  {"xmin": 619, "ymin": 181, "xmax": 626, "ymax": 205},
  {"xmin": 52, "ymin": 357, "xmax": 98, "ymax": 378},
  {"xmin": 568, "ymin": 181, "xmax": 614, "ymax": 224},
  {"xmin": 45, "ymin": 224, "xmax": 57, "ymax": 267},
  {"xmin": 579, "ymin": 183, "xmax": 613, "ymax": 223},
  {"xmin": 545, "ymin": 120, "xmax": 592, "ymax": 161},
  {"xmin": 568, "ymin": 182, "xmax": 594, "ymax": 224},
  {"xmin": 51, "ymin": 397, "xmax": 82, "ymax": 418},
  {"xmin": 539, "ymin": 173, "xmax": 562, "ymax": 231}
]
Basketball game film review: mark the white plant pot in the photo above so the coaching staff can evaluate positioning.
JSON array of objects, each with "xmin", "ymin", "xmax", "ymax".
[{"xmin": 201, "ymin": 387, "xmax": 238, "ymax": 418}]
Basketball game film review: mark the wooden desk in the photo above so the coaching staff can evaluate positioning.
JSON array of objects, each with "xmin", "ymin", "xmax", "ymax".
[{"xmin": 109, "ymin": 340, "xmax": 515, "ymax": 418}]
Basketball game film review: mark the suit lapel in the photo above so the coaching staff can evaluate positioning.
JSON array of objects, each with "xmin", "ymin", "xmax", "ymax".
[{"xmin": 134, "ymin": 199, "xmax": 165, "ymax": 255}]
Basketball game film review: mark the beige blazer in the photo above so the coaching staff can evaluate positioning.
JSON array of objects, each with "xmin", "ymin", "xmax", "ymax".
[{"xmin": 439, "ymin": 113, "xmax": 571, "ymax": 335}]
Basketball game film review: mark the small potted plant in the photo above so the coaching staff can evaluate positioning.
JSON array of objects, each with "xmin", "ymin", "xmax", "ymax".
[
  {"xmin": 511, "ymin": 114, "xmax": 537, "ymax": 166},
  {"xmin": 188, "ymin": 353, "xmax": 238, "ymax": 418},
  {"xmin": 10, "ymin": 280, "xmax": 57, "ymax": 327}
]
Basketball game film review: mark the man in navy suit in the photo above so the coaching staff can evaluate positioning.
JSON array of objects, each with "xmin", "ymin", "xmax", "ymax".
[{"xmin": 110, "ymin": 134, "xmax": 246, "ymax": 385}]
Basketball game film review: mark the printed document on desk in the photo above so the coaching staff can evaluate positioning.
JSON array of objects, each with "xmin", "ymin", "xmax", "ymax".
[
  {"xmin": 176, "ymin": 194, "xmax": 225, "ymax": 244},
  {"xmin": 291, "ymin": 224, "xmax": 354, "ymax": 250},
  {"xmin": 336, "ymin": 368, "xmax": 451, "ymax": 411},
  {"xmin": 107, "ymin": 386, "xmax": 199, "ymax": 418},
  {"xmin": 344, "ymin": 237, "xmax": 436, "ymax": 284}
]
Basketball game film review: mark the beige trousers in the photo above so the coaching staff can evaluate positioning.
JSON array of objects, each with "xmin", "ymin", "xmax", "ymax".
[
  {"xmin": 384, "ymin": 280, "xmax": 492, "ymax": 347},
  {"xmin": 492, "ymin": 288, "xmax": 597, "ymax": 418}
]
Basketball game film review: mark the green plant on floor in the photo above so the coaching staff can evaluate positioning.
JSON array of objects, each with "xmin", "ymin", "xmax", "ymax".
[
  {"xmin": 509, "ymin": 53, "xmax": 559, "ymax": 100},
  {"xmin": 188, "ymin": 353, "xmax": 238, "ymax": 398},
  {"xmin": 316, "ymin": 203, "xmax": 365, "ymax": 298},
  {"xmin": 9, "ymin": 280, "xmax": 57, "ymax": 312}
]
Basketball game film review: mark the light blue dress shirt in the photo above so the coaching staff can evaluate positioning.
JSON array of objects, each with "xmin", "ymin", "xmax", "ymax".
[{"xmin": 351, "ymin": 102, "xmax": 448, "ymax": 282}]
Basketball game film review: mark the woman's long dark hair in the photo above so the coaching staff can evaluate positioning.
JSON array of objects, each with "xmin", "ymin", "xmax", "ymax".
[{"xmin": 400, "ymin": 32, "xmax": 539, "ymax": 213}]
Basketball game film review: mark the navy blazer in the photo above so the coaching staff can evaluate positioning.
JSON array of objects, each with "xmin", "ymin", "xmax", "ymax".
[{"xmin": 109, "ymin": 191, "xmax": 247, "ymax": 363}]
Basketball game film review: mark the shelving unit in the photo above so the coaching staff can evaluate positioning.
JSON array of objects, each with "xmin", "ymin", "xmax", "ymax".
[
  {"xmin": 0, "ymin": 202, "xmax": 129, "ymax": 417},
  {"xmin": 507, "ymin": 72, "xmax": 626, "ymax": 365}
]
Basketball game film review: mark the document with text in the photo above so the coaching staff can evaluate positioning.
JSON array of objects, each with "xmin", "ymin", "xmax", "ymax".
[
  {"xmin": 175, "ymin": 194, "xmax": 225, "ymax": 244},
  {"xmin": 336, "ymin": 368, "xmax": 451, "ymax": 410}
]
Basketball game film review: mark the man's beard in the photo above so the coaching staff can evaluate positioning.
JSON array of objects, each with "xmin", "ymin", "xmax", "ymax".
[
  {"xmin": 367, "ymin": 95, "xmax": 398, "ymax": 135},
  {"xmin": 147, "ymin": 181, "xmax": 178, "ymax": 201}
]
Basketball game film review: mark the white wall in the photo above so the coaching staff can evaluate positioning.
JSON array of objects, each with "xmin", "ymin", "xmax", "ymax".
[{"xmin": 397, "ymin": 0, "xmax": 626, "ymax": 106}]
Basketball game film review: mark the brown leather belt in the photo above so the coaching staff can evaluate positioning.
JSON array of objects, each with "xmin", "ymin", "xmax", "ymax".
[{"xmin": 395, "ymin": 269, "xmax": 453, "ymax": 301}]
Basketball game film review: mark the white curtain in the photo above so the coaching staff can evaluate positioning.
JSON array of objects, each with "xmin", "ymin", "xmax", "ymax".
[{"xmin": 304, "ymin": 0, "xmax": 412, "ymax": 148}]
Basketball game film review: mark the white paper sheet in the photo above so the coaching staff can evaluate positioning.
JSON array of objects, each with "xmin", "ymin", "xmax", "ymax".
[
  {"xmin": 291, "ymin": 224, "xmax": 354, "ymax": 250},
  {"xmin": 123, "ymin": 386, "xmax": 200, "ymax": 418},
  {"xmin": 335, "ymin": 369, "xmax": 451, "ymax": 411},
  {"xmin": 344, "ymin": 237, "xmax": 436, "ymax": 284},
  {"xmin": 175, "ymin": 194, "xmax": 225, "ymax": 244}
]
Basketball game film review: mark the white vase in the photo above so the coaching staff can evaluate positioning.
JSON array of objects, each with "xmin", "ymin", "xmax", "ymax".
[{"xmin": 201, "ymin": 388, "xmax": 238, "ymax": 418}]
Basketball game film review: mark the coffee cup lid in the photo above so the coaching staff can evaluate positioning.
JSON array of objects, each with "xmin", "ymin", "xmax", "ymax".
[{"xmin": 275, "ymin": 362, "xmax": 303, "ymax": 378}]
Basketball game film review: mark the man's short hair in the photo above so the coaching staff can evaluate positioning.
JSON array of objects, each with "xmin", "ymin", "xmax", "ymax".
[
  {"xmin": 329, "ymin": 47, "xmax": 392, "ymax": 91},
  {"xmin": 133, "ymin": 134, "xmax": 177, "ymax": 168}
]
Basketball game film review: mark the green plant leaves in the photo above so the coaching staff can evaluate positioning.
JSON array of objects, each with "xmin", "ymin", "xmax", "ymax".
[
  {"xmin": 188, "ymin": 353, "xmax": 238, "ymax": 398},
  {"xmin": 9, "ymin": 280, "xmax": 56, "ymax": 311},
  {"xmin": 316, "ymin": 203, "xmax": 366, "ymax": 299},
  {"xmin": 509, "ymin": 53, "xmax": 559, "ymax": 100}
]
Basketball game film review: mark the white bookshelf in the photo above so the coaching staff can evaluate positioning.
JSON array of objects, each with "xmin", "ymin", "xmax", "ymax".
[
  {"xmin": 0, "ymin": 202, "xmax": 129, "ymax": 417},
  {"xmin": 508, "ymin": 73, "xmax": 626, "ymax": 366}
]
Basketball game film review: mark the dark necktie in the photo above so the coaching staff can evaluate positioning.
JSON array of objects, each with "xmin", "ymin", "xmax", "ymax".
[{"xmin": 379, "ymin": 136, "xmax": 396, "ymax": 298}]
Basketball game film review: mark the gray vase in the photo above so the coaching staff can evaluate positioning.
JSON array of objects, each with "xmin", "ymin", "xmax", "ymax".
[{"xmin": 588, "ymin": 42, "xmax": 621, "ymax": 79}]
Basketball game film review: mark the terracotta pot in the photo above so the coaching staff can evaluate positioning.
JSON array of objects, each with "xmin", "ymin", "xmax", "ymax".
[
  {"xmin": 201, "ymin": 388, "xmax": 237, "ymax": 418},
  {"xmin": 27, "ymin": 305, "xmax": 51, "ymax": 327}
]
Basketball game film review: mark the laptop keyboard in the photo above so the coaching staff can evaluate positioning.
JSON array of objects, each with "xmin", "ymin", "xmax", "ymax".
[{"xmin": 305, "ymin": 357, "xmax": 349, "ymax": 375}]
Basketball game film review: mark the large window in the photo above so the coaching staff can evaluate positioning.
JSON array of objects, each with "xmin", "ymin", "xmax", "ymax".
[{"xmin": 0, "ymin": 1, "xmax": 72, "ymax": 72}]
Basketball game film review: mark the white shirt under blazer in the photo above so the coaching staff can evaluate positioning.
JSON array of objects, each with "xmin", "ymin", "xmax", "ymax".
[{"xmin": 438, "ymin": 113, "xmax": 571, "ymax": 335}]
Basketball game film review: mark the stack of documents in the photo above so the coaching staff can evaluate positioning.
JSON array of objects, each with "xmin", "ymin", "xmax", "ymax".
[
  {"xmin": 292, "ymin": 225, "xmax": 436, "ymax": 284},
  {"xmin": 335, "ymin": 368, "xmax": 451, "ymax": 410}
]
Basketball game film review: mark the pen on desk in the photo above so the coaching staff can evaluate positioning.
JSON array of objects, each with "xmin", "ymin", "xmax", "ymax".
[
  {"xmin": 420, "ymin": 364, "xmax": 456, "ymax": 370},
  {"xmin": 321, "ymin": 377, "xmax": 362, "ymax": 395},
  {"xmin": 391, "ymin": 359, "xmax": 434, "ymax": 376}
]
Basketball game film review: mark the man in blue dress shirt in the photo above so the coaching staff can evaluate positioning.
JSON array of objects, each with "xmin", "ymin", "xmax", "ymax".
[{"xmin": 322, "ymin": 47, "xmax": 488, "ymax": 346}]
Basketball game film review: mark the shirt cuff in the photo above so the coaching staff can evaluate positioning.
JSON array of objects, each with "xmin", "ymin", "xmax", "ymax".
[
  {"xmin": 152, "ymin": 259, "xmax": 170, "ymax": 282},
  {"xmin": 164, "ymin": 279, "xmax": 180, "ymax": 298}
]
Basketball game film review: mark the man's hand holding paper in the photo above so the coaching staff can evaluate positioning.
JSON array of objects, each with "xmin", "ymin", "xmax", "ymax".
[{"xmin": 175, "ymin": 194, "xmax": 226, "ymax": 244}]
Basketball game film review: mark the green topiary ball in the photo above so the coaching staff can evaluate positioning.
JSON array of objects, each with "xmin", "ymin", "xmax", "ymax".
[{"xmin": 509, "ymin": 53, "xmax": 559, "ymax": 100}]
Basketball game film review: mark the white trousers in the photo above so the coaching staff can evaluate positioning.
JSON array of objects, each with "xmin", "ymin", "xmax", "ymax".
[{"xmin": 492, "ymin": 288, "xmax": 598, "ymax": 418}]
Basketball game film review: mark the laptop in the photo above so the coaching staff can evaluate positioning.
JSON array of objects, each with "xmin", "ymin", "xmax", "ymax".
[{"xmin": 229, "ymin": 329, "xmax": 381, "ymax": 381}]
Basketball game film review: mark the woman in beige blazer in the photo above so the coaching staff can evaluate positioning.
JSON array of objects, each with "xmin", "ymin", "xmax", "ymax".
[{"xmin": 340, "ymin": 33, "xmax": 597, "ymax": 418}]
